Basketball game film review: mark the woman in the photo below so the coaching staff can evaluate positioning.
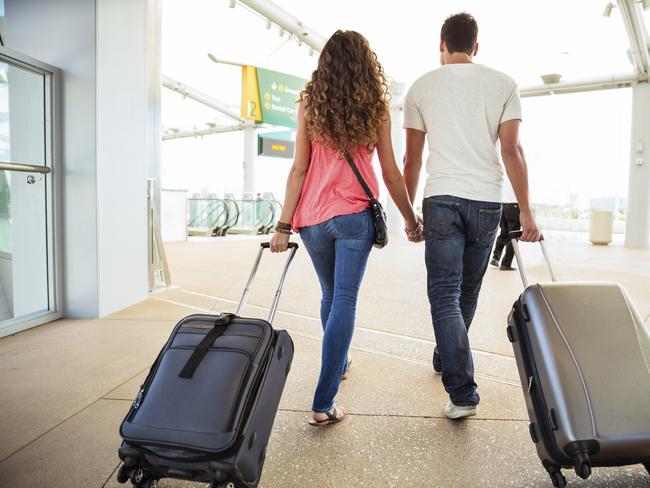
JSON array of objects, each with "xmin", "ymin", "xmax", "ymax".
[{"xmin": 269, "ymin": 30, "xmax": 422, "ymax": 426}]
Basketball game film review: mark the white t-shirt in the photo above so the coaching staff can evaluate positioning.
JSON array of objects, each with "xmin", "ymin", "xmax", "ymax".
[{"xmin": 403, "ymin": 63, "xmax": 522, "ymax": 203}]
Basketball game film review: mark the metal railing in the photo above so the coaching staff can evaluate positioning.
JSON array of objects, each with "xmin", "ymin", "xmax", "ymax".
[
  {"xmin": 187, "ymin": 195, "xmax": 282, "ymax": 237},
  {"xmin": 147, "ymin": 179, "xmax": 172, "ymax": 291},
  {"xmin": 0, "ymin": 162, "xmax": 51, "ymax": 174}
]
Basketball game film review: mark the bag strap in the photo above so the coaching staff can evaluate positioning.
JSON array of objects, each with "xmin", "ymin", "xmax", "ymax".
[
  {"xmin": 341, "ymin": 148, "xmax": 376, "ymax": 201},
  {"xmin": 179, "ymin": 313, "xmax": 235, "ymax": 379}
]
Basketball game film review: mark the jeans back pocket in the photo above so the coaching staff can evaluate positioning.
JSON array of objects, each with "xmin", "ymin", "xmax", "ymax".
[
  {"xmin": 424, "ymin": 198, "xmax": 459, "ymax": 240},
  {"xmin": 332, "ymin": 210, "xmax": 370, "ymax": 240}
]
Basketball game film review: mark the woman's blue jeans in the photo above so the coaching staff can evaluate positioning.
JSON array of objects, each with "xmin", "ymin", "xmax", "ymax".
[{"xmin": 299, "ymin": 209, "xmax": 374, "ymax": 412}]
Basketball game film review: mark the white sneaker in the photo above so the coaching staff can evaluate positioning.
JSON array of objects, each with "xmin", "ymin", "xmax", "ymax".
[{"xmin": 444, "ymin": 401, "xmax": 477, "ymax": 420}]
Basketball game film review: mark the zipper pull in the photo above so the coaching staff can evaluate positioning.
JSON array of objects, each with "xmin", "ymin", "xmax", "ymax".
[{"xmin": 132, "ymin": 388, "xmax": 144, "ymax": 409}]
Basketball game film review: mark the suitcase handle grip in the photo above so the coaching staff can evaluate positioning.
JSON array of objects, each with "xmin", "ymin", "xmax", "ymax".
[
  {"xmin": 260, "ymin": 242, "xmax": 299, "ymax": 249},
  {"xmin": 509, "ymin": 231, "xmax": 556, "ymax": 289},
  {"xmin": 236, "ymin": 242, "xmax": 299, "ymax": 323},
  {"xmin": 508, "ymin": 230, "xmax": 544, "ymax": 242}
]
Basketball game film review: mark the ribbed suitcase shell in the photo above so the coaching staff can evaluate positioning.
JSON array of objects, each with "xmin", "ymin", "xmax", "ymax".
[{"xmin": 508, "ymin": 281, "xmax": 650, "ymax": 484}]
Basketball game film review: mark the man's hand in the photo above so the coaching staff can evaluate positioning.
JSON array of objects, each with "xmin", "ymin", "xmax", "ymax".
[
  {"xmin": 405, "ymin": 216, "xmax": 424, "ymax": 243},
  {"xmin": 519, "ymin": 209, "xmax": 541, "ymax": 242},
  {"xmin": 270, "ymin": 231, "xmax": 290, "ymax": 252}
]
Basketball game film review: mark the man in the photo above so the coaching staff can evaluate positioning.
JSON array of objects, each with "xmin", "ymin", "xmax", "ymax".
[
  {"xmin": 491, "ymin": 179, "xmax": 521, "ymax": 271},
  {"xmin": 402, "ymin": 12, "xmax": 540, "ymax": 420}
]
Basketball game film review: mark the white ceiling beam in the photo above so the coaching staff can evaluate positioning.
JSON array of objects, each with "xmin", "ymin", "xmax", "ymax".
[
  {"xmin": 163, "ymin": 75, "xmax": 245, "ymax": 124},
  {"xmin": 237, "ymin": 0, "xmax": 326, "ymax": 53},
  {"xmin": 617, "ymin": 0, "xmax": 650, "ymax": 75},
  {"xmin": 519, "ymin": 72, "xmax": 644, "ymax": 97},
  {"xmin": 162, "ymin": 124, "xmax": 245, "ymax": 141}
]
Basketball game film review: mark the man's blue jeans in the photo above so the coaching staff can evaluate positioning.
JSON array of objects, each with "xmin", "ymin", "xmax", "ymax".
[
  {"xmin": 299, "ymin": 209, "xmax": 374, "ymax": 412},
  {"xmin": 423, "ymin": 195, "xmax": 502, "ymax": 406}
]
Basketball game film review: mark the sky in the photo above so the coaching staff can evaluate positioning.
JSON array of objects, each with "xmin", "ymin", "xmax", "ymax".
[{"xmin": 161, "ymin": 0, "xmax": 647, "ymax": 209}]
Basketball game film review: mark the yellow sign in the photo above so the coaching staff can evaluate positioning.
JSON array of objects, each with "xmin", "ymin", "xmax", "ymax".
[
  {"xmin": 240, "ymin": 66, "xmax": 263, "ymax": 122},
  {"xmin": 240, "ymin": 66, "xmax": 306, "ymax": 129}
]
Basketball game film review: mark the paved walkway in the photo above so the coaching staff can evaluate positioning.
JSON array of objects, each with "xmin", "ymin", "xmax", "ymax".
[{"xmin": 1, "ymin": 232, "xmax": 649, "ymax": 487}]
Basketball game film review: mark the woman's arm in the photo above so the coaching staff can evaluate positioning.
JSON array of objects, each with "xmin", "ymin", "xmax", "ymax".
[
  {"xmin": 375, "ymin": 115, "xmax": 419, "ymax": 234},
  {"xmin": 270, "ymin": 103, "xmax": 311, "ymax": 252}
]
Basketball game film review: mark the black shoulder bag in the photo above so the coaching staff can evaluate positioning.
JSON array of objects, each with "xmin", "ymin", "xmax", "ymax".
[{"xmin": 341, "ymin": 149, "xmax": 388, "ymax": 249}]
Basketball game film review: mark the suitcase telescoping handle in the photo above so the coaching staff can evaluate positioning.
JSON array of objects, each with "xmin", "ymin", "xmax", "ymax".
[
  {"xmin": 509, "ymin": 230, "xmax": 557, "ymax": 289},
  {"xmin": 235, "ymin": 242, "xmax": 299, "ymax": 323}
]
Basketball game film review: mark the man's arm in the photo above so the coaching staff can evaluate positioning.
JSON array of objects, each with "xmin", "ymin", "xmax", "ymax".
[
  {"xmin": 403, "ymin": 128, "xmax": 426, "ymax": 204},
  {"xmin": 498, "ymin": 119, "xmax": 541, "ymax": 242}
]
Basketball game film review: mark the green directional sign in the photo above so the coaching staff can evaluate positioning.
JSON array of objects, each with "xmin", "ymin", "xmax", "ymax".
[{"xmin": 256, "ymin": 68, "xmax": 307, "ymax": 130}]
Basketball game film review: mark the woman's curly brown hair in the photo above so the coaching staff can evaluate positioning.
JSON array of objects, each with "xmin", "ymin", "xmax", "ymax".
[{"xmin": 300, "ymin": 30, "xmax": 390, "ymax": 150}]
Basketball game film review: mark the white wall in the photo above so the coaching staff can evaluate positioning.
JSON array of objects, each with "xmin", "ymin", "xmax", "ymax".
[
  {"xmin": 5, "ymin": 0, "xmax": 99, "ymax": 317},
  {"xmin": 161, "ymin": 190, "xmax": 187, "ymax": 242},
  {"xmin": 5, "ymin": 0, "xmax": 161, "ymax": 317},
  {"xmin": 96, "ymin": 0, "xmax": 155, "ymax": 316}
]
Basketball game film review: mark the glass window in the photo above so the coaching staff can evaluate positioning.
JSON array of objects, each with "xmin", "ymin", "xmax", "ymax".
[{"xmin": 0, "ymin": 59, "xmax": 49, "ymax": 324}]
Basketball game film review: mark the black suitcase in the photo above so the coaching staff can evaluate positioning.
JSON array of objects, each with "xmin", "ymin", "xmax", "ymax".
[
  {"xmin": 506, "ymin": 231, "xmax": 650, "ymax": 487},
  {"xmin": 117, "ymin": 242, "xmax": 298, "ymax": 488}
]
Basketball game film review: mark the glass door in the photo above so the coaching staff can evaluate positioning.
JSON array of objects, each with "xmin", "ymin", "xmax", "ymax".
[{"xmin": 0, "ymin": 47, "xmax": 61, "ymax": 337}]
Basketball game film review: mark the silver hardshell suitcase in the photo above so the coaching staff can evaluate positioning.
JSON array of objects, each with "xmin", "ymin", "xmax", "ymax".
[{"xmin": 506, "ymin": 231, "xmax": 650, "ymax": 487}]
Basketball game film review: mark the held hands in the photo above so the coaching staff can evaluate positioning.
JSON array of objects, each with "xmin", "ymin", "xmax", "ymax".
[
  {"xmin": 519, "ymin": 209, "xmax": 541, "ymax": 242},
  {"xmin": 405, "ymin": 215, "xmax": 424, "ymax": 243}
]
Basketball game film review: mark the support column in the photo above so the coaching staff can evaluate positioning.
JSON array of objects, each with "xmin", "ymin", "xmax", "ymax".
[
  {"xmin": 387, "ymin": 81, "xmax": 406, "ymax": 234},
  {"xmin": 243, "ymin": 123, "xmax": 257, "ymax": 194},
  {"xmin": 95, "ymin": 0, "xmax": 161, "ymax": 315},
  {"xmin": 625, "ymin": 82, "xmax": 650, "ymax": 248}
]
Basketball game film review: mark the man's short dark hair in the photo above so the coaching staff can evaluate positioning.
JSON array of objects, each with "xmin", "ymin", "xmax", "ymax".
[{"xmin": 441, "ymin": 12, "xmax": 478, "ymax": 55}]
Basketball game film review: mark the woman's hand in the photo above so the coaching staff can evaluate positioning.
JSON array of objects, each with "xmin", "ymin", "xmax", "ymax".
[
  {"xmin": 405, "ymin": 216, "xmax": 424, "ymax": 243},
  {"xmin": 270, "ymin": 231, "xmax": 290, "ymax": 252}
]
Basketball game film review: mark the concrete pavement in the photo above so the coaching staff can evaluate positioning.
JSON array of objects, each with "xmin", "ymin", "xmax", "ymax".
[{"xmin": 1, "ymin": 232, "xmax": 649, "ymax": 487}]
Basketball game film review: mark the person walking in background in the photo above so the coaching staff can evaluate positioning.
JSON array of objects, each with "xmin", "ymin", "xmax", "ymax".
[
  {"xmin": 491, "ymin": 179, "xmax": 521, "ymax": 271},
  {"xmin": 402, "ymin": 13, "xmax": 540, "ymax": 420},
  {"xmin": 270, "ymin": 30, "xmax": 423, "ymax": 427}
]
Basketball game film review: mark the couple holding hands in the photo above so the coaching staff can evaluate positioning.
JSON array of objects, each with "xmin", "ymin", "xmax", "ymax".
[{"xmin": 269, "ymin": 12, "xmax": 540, "ymax": 426}]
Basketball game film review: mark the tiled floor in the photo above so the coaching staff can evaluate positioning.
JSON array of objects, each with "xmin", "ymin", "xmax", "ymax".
[{"xmin": 1, "ymin": 232, "xmax": 649, "ymax": 488}]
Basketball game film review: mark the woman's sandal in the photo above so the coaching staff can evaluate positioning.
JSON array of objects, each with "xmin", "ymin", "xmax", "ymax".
[{"xmin": 308, "ymin": 405, "xmax": 346, "ymax": 427}]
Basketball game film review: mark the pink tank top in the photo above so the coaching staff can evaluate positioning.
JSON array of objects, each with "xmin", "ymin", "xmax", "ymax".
[{"xmin": 291, "ymin": 141, "xmax": 379, "ymax": 230}]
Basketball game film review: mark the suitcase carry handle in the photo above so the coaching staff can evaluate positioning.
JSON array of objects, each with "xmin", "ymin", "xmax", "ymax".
[
  {"xmin": 509, "ymin": 230, "xmax": 557, "ymax": 289},
  {"xmin": 236, "ymin": 241, "xmax": 299, "ymax": 323},
  {"xmin": 260, "ymin": 242, "xmax": 299, "ymax": 249}
]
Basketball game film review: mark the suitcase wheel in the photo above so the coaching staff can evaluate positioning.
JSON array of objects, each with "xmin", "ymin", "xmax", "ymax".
[
  {"xmin": 549, "ymin": 471, "xmax": 566, "ymax": 488},
  {"xmin": 130, "ymin": 467, "xmax": 145, "ymax": 485},
  {"xmin": 126, "ymin": 467, "xmax": 159, "ymax": 488},
  {"xmin": 210, "ymin": 482, "xmax": 235, "ymax": 488},
  {"xmin": 573, "ymin": 451, "xmax": 592, "ymax": 480},
  {"xmin": 575, "ymin": 458, "xmax": 591, "ymax": 480},
  {"xmin": 116, "ymin": 465, "xmax": 130, "ymax": 484}
]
